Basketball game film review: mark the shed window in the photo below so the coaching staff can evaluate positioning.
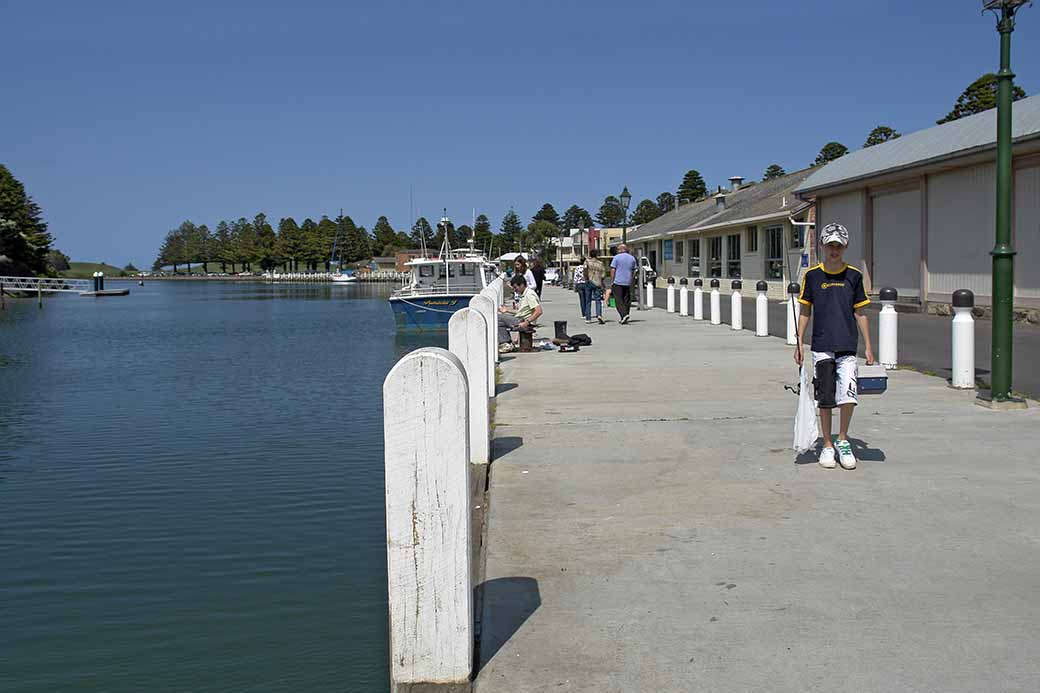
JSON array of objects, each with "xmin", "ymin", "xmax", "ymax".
[
  {"xmin": 727, "ymin": 234, "xmax": 741, "ymax": 278},
  {"xmin": 688, "ymin": 239, "xmax": 700, "ymax": 277},
  {"xmin": 676, "ymin": 240, "xmax": 684, "ymax": 262},
  {"xmin": 746, "ymin": 225, "xmax": 758, "ymax": 253},
  {"xmin": 708, "ymin": 237, "xmax": 722, "ymax": 277},
  {"xmin": 791, "ymin": 224, "xmax": 804, "ymax": 248},
  {"xmin": 765, "ymin": 226, "xmax": 784, "ymax": 280}
]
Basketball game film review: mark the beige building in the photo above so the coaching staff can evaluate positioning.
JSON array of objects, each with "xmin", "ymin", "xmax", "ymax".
[
  {"xmin": 627, "ymin": 170, "xmax": 816, "ymax": 297},
  {"xmin": 795, "ymin": 93, "xmax": 1040, "ymax": 308}
]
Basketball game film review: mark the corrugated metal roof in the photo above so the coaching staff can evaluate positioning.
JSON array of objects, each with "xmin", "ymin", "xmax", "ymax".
[
  {"xmin": 628, "ymin": 167, "xmax": 815, "ymax": 241},
  {"xmin": 795, "ymin": 93, "xmax": 1040, "ymax": 195}
]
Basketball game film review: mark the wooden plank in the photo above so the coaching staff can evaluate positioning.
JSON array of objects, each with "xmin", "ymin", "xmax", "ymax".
[{"xmin": 449, "ymin": 308, "xmax": 491, "ymax": 466}]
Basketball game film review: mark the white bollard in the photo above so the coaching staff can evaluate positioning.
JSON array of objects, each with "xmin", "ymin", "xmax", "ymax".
[
  {"xmin": 951, "ymin": 289, "xmax": 975, "ymax": 389},
  {"xmin": 878, "ymin": 287, "xmax": 898, "ymax": 369},
  {"xmin": 449, "ymin": 308, "xmax": 490, "ymax": 465},
  {"xmin": 755, "ymin": 281, "xmax": 769, "ymax": 337},
  {"xmin": 383, "ymin": 348, "xmax": 472, "ymax": 689},
  {"xmin": 709, "ymin": 279, "xmax": 721, "ymax": 325},
  {"xmin": 646, "ymin": 279, "xmax": 655, "ymax": 308},
  {"xmin": 730, "ymin": 280, "xmax": 743, "ymax": 331},
  {"xmin": 469, "ymin": 294, "xmax": 497, "ymax": 394},
  {"xmin": 786, "ymin": 282, "xmax": 800, "ymax": 346},
  {"xmin": 693, "ymin": 279, "xmax": 704, "ymax": 320},
  {"xmin": 666, "ymin": 278, "xmax": 676, "ymax": 313},
  {"xmin": 679, "ymin": 278, "xmax": 689, "ymax": 317}
]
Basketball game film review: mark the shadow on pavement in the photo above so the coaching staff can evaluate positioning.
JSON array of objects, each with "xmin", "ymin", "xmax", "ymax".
[
  {"xmin": 496, "ymin": 382, "xmax": 518, "ymax": 395},
  {"xmin": 491, "ymin": 436, "xmax": 524, "ymax": 460},
  {"xmin": 475, "ymin": 577, "xmax": 541, "ymax": 673},
  {"xmin": 794, "ymin": 437, "xmax": 886, "ymax": 464}
]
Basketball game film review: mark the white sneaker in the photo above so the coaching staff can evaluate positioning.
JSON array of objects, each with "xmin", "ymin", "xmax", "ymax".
[
  {"xmin": 818, "ymin": 446, "xmax": 836, "ymax": 469},
  {"xmin": 836, "ymin": 439, "xmax": 857, "ymax": 469}
]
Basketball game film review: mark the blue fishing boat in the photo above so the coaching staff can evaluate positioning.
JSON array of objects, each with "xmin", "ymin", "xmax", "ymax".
[{"xmin": 389, "ymin": 252, "xmax": 499, "ymax": 332}]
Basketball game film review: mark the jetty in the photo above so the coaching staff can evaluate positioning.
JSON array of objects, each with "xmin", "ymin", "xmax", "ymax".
[{"xmin": 383, "ymin": 285, "xmax": 1040, "ymax": 692}]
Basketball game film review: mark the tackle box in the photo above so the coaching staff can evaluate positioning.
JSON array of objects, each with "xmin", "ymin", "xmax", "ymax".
[{"xmin": 859, "ymin": 363, "xmax": 888, "ymax": 395}]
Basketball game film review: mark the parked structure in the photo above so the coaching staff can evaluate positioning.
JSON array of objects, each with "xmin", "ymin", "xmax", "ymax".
[
  {"xmin": 627, "ymin": 169, "xmax": 817, "ymax": 297},
  {"xmin": 795, "ymin": 93, "xmax": 1040, "ymax": 309}
]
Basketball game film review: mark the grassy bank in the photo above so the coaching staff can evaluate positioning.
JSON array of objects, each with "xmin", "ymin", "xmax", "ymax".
[{"xmin": 60, "ymin": 262, "xmax": 128, "ymax": 278}]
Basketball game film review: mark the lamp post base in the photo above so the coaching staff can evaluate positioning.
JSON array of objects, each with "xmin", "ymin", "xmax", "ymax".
[{"xmin": 975, "ymin": 389, "xmax": 1028, "ymax": 410}]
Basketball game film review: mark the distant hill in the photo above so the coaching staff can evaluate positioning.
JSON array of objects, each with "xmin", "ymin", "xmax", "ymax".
[{"xmin": 61, "ymin": 262, "xmax": 129, "ymax": 278}]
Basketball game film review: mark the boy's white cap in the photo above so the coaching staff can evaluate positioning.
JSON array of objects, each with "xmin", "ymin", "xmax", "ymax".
[{"xmin": 820, "ymin": 222, "xmax": 849, "ymax": 246}]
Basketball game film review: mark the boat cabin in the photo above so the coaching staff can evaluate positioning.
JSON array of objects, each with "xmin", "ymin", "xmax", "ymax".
[{"xmin": 403, "ymin": 257, "xmax": 495, "ymax": 294}]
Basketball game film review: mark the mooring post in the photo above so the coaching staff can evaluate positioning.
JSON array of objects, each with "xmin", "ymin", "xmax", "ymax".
[
  {"xmin": 100, "ymin": 272, "xmax": 105, "ymax": 291},
  {"xmin": 755, "ymin": 281, "xmax": 769, "ymax": 336},
  {"xmin": 709, "ymin": 279, "xmax": 720, "ymax": 325},
  {"xmin": 383, "ymin": 348, "xmax": 473, "ymax": 690},
  {"xmin": 38, "ymin": 280, "xmax": 42, "ymax": 308},
  {"xmin": 679, "ymin": 277, "xmax": 689, "ymax": 316},
  {"xmin": 449, "ymin": 308, "xmax": 490, "ymax": 465},
  {"xmin": 470, "ymin": 294, "xmax": 497, "ymax": 394},
  {"xmin": 693, "ymin": 278, "xmax": 703, "ymax": 320},
  {"xmin": 730, "ymin": 280, "xmax": 742, "ymax": 331},
  {"xmin": 1, "ymin": 281, "xmax": 5, "ymax": 310},
  {"xmin": 878, "ymin": 287, "xmax": 898, "ymax": 369},
  {"xmin": 666, "ymin": 277, "xmax": 675, "ymax": 313},
  {"xmin": 951, "ymin": 289, "xmax": 975, "ymax": 389}
]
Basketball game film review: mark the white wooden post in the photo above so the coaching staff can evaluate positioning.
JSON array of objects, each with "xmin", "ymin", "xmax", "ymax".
[
  {"xmin": 646, "ymin": 278, "xmax": 655, "ymax": 308},
  {"xmin": 951, "ymin": 289, "xmax": 975, "ymax": 389},
  {"xmin": 666, "ymin": 277, "xmax": 676, "ymax": 313},
  {"xmin": 383, "ymin": 348, "xmax": 473, "ymax": 688},
  {"xmin": 693, "ymin": 279, "xmax": 704, "ymax": 320},
  {"xmin": 755, "ymin": 281, "xmax": 769, "ymax": 337},
  {"xmin": 469, "ymin": 294, "xmax": 497, "ymax": 393},
  {"xmin": 709, "ymin": 279, "xmax": 721, "ymax": 325},
  {"xmin": 786, "ymin": 282, "xmax": 800, "ymax": 346},
  {"xmin": 679, "ymin": 278, "xmax": 689, "ymax": 316},
  {"xmin": 449, "ymin": 309, "xmax": 490, "ymax": 465},
  {"xmin": 730, "ymin": 280, "xmax": 742, "ymax": 331},
  {"xmin": 878, "ymin": 287, "xmax": 898, "ymax": 369}
]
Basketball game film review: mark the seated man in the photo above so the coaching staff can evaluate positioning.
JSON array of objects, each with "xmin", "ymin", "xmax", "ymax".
[{"xmin": 498, "ymin": 275, "xmax": 542, "ymax": 353}]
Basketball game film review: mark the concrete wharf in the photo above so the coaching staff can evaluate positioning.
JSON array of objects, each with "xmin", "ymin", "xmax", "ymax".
[{"xmin": 473, "ymin": 287, "xmax": 1040, "ymax": 692}]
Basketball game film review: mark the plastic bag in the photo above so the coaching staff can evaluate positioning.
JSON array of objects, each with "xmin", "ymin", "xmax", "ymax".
[{"xmin": 793, "ymin": 361, "xmax": 819, "ymax": 453}]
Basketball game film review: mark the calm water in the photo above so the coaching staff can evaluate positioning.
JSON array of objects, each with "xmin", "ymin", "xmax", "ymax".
[{"xmin": 0, "ymin": 280, "xmax": 442, "ymax": 692}]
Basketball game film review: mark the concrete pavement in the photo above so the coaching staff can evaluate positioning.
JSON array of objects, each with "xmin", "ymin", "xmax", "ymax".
[{"xmin": 475, "ymin": 287, "xmax": 1040, "ymax": 692}]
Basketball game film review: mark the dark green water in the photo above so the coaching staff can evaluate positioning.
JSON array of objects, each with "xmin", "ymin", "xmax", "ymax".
[{"xmin": 0, "ymin": 280, "xmax": 441, "ymax": 692}]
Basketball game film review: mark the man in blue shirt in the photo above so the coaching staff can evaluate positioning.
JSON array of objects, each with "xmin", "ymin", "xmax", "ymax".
[
  {"xmin": 794, "ymin": 223, "xmax": 876, "ymax": 470},
  {"xmin": 609, "ymin": 244, "xmax": 637, "ymax": 324}
]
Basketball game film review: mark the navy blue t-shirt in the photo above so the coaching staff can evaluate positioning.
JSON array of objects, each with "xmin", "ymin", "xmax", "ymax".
[{"xmin": 798, "ymin": 264, "xmax": 870, "ymax": 353}]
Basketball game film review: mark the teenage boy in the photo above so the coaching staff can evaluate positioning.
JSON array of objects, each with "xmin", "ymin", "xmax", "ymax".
[{"xmin": 794, "ymin": 223, "xmax": 876, "ymax": 470}]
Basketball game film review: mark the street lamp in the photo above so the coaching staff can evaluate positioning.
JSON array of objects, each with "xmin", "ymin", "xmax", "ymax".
[
  {"xmin": 620, "ymin": 186, "xmax": 632, "ymax": 244},
  {"xmin": 983, "ymin": 0, "xmax": 1030, "ymax": 406}
]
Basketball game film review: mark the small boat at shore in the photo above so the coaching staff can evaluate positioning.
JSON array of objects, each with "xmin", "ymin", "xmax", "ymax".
[
  {"xmin": 330, "ymin": 271, "xmax": 358, "ymax": 284},
  {"xmin": 389, "ymin": 246, "xmax": 498, "ymax": 332}
]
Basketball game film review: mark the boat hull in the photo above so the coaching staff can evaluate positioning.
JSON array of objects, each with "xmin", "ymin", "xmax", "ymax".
[{"xmin": 389, "ymin": 294, "xmax": 474, "ymax": 332}]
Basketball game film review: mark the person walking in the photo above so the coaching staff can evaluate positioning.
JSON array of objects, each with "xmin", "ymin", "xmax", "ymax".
[
  {"xmin": 572, "ymin": 257, "xmax": 588, "ymax": 321},
  {"xmin": 530, "ymin": 258, "xmax": 546, "ymax": 297},
  {"xmin": 609, "ymin": 244, "xmax": 637, "ymax": 324},
  {"xmin": 585, "ymin": 250, "xmax": 606, "ymax": 324},
  {"xmin": 794, "ymin": 223, "xmax": 876, "ymax": 470}
]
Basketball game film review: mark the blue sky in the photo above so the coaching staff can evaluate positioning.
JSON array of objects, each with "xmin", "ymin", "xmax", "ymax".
[{"xmin": 3, "ymin": 0, "xmax": 1038, "ymax": 266}]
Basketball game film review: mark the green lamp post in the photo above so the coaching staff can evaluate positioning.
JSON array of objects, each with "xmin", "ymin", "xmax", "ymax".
[
  {"xmin": 620, "ymin": 186, "xmax": 632, "ymax": 245},
  {"xmin": 984, "ymin": 0, "xmax": 1030, "ymax": 405}
]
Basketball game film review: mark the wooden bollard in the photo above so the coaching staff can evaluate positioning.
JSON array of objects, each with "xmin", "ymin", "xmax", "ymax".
[
  {"xmin": 383, "ymin": 348, "xmax": 473, "ymax": 689},
  {"xmin": 449, "ymin": 308, "xmax": 490, "ymax": 465},
  {"xmin": 470, "ymin": 294, "xmax": 497, "ymax": 394},
  {"xmin": 38, "ymin": 281, "xmax": 43, "ymax": 308}
]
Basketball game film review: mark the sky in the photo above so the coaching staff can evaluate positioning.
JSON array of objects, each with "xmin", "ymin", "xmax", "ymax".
[{"xmin": 3, "ymin": 0, "xmax": 1038, "ymax": 267}]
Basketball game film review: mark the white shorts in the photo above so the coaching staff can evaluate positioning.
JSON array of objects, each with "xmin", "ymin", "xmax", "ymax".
[{"xmin": 812, "ymin": 351, "xmax": 858, "ymax": 408}]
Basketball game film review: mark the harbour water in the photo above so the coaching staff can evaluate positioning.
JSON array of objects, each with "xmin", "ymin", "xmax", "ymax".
[{"xmin": 0, "ymin": 280, "xmax": 440, "ymax": 692}]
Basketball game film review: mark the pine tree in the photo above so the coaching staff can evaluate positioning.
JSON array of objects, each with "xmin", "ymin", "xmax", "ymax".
[
  {"xmin": 677, "ymin": 169, "xmax": 707, "ymax": 203},
  {"xmin": 523, "ymin": 220, "xmax": 557, "ymax": 260},
  {"xmin": 372, "ymin": 216, "xmax": 399, "ymax": 255},
  {"xmin": 814, "ymin": 142, "xmax": 848, "ymax": 166},
  {"xmin": 656, "ymin": 192, "xmax": 675, "ymax": 214},
  {"xmin": 473, "ymin": 213, "xmax": 495, "ymax": 251},
  {"xmin": 47, "ymin": 249, "xmax": 71, "ymax": 272},
  {"xmin": 532, "ymin": 203, "xmax": 560, "ymax": 226},
  {"xmin": 196, "ymin": 223, "xmax": 213, "ymax": 272},
  {"xmin": 498, "ymin": 209, "xmax": 523, "ymax": 251},
  {"xmin": 561, "ymin": 204, "xmax": 593, "ymax": 231},
  {"xmin": 253, "ymin": 213, "xmax": 278, "ymax": 270},
  {"xmin": 316, "ymin": 216, "xmax": 338, "ymax": 270},
  {"xmin": 0, "ymin": 164, "xmax": 54, "ymax": 275},
  {"xmin": 938, "ymin": 73, "xmax": 1026, "ymax": 124},
  {"xmin": 863, "ymin": 126, "xmax": 901, "ymax": 148},
  {"xmin": 595, "ymin": 196, "xmax": 624, "ymax": 227},
  {"xmin": 338, "ymin": 214, "xmax": 371, "ymax": 264},
  {"xmin": 297, "ymin": 218, "xmax": 319, "ymax": 271},
  {"xmin": 215, "ymin": 220, "xmax": 234, "ymax": 272},
  {"xmin": 411, "ymin": 217, "xmax": 435, "ymax": 251},
  {"xmin": 631, "ymin": 199, "xmax": 661, "ymax": 225},
  {"xmin": 763, "ymin": 164, "xmax": 787, "ymax": 180},
  {"xmin": 456, "ymin": 224, "xmax": 473, "ymax": 249}
]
